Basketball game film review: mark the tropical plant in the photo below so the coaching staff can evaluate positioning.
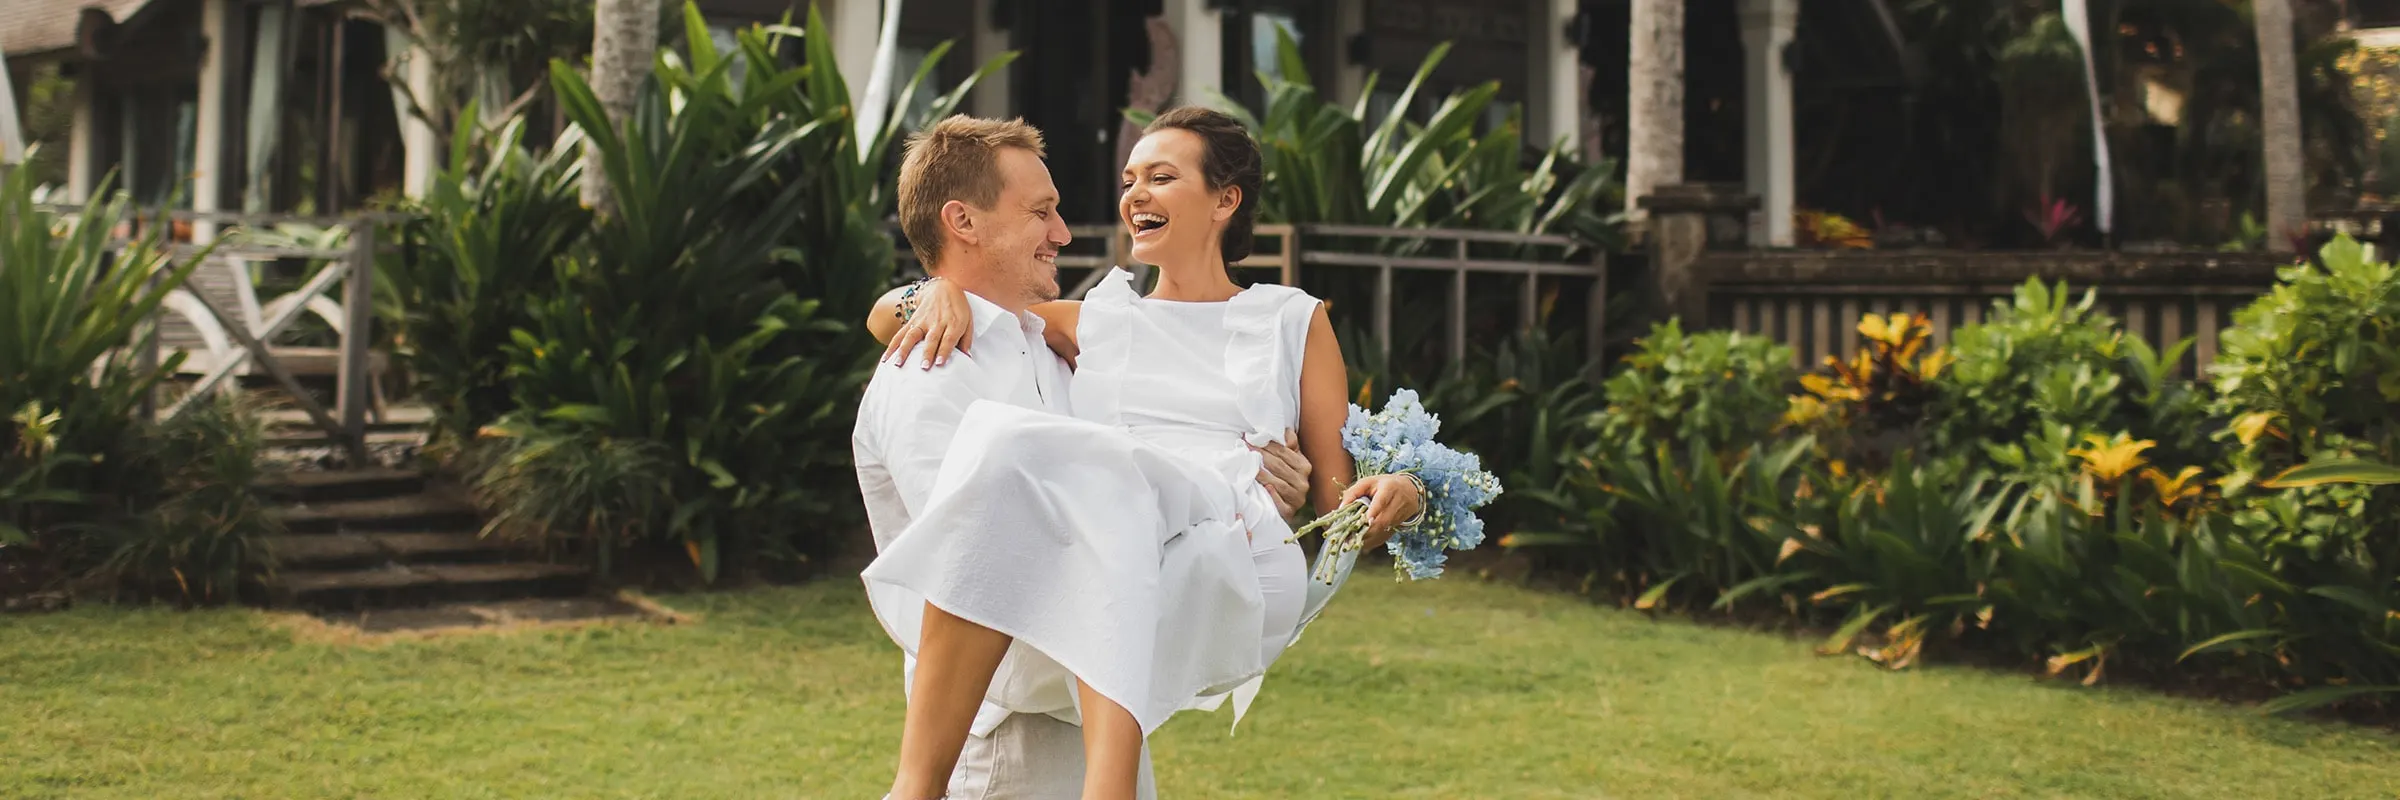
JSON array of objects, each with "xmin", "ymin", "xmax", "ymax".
[
  {"xmin": 99, "ymin": 393, "xmax": 282, "ymax": 603},
  {"xmin": 446, "ymin": 7, "xmax": 1006, "ymax": 581},
  {"xmin": 1596, "ymin": 321, "xmax": 1794, "ymax": 452},
  {"xmin": 1783, "ymin": 312, "xmax": 1951, "ymax": 471},
  {"xmin": 467, "ymin": 419, "xmax": 675, "ymax": 579},
  {"xmin": 1931, "ymin": 279, "xmax": 2211, "ymax": 467},
  {"xmin": 0, "ymin": 164, "xmax": 209, "ymax": 564},
  {"xmin": 386, "ymin": 108, "xmax": 589, "ymax": 451},
  {"xmin": 1140, "ymin": 28, "xmax": 1619, "ymax": 251}
]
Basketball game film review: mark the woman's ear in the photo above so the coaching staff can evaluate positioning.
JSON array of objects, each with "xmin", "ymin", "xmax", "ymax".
[{"xmin": 1213, "ymin": 185, "xmax": 1241, "ymax": 223}]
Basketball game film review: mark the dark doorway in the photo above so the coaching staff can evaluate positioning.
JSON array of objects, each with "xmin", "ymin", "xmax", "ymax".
[{"xmin": 1009, "ymin": 0, "xmax": 1157, "ymax": 224}]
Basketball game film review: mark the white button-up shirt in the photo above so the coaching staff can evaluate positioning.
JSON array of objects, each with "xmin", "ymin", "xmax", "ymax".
[{"xmin": 853, "ymin": 290, "xmax": 1075, "ymax": 734}]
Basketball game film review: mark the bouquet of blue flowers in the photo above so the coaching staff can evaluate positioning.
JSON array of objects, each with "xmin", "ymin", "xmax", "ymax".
[{"xmin": 1289, "ymin": 389, "xmax": 1502, "ymax": 582}]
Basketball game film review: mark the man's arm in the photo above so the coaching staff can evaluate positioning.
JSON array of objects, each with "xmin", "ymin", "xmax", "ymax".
[{"xmin": 870, "ymin": 364, "xmax": 986, "ymax": 515}]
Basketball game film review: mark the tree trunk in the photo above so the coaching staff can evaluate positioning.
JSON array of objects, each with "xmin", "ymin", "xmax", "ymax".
[
  {"xmin": 2255, "ymin": 0, "xmax": 2305, "ymax": 253},
  {"xmin": 1626, "ymin": 0, "xmax": 1684, "ymax": 219},
  {"xmin": 584, "ymin": 0, "xmax": 658, "ymax": 216}
]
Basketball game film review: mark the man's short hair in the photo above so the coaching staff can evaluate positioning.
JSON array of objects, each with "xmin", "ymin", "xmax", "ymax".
[{"xmin": 896, "ymin": 116, "xmax": 1047, "ymax": 270}]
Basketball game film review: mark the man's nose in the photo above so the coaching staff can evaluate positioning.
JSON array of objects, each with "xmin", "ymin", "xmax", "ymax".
[{"xmin": 1052, "ymin": 214, "xmax": 1072, "ymax": 246}]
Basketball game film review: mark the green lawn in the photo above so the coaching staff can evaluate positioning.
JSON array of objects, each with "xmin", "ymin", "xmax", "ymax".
[{"xmin": 4, "ymin": 575, "xmax": 2395, "ymax": 799}]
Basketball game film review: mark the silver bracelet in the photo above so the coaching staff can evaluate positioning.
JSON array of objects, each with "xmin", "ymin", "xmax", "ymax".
[{"xmin": 1394, "ymin": 472, "xmax": 1429, "ymax": 529}]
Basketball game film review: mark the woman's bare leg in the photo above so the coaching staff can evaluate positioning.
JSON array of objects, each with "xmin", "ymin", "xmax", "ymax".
[
  {"xmin": 889, "ymin": 602, "xmax": 1013, "ymax": 800},
  {"xmin": 1076, "ymin": 679, "xmax": 1144, "ymax": 800}
]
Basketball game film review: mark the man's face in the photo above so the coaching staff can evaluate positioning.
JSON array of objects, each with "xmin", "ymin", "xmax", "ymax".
[{"xmin": 971, "ymin": 148, "xmax": 1070, "ymax": 306}]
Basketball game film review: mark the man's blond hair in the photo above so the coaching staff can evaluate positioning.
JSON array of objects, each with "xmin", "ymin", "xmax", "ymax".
[{"xmin": 897, "ymin": 116, "xmax": 1047, "ymax": 270}]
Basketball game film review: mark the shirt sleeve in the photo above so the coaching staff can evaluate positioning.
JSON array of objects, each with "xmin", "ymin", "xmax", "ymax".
[{"xmin": 868, "ymin": 360, "xmax": 987, "ymax": 517}]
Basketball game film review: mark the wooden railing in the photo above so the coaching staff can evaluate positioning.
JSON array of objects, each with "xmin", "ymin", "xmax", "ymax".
[
  {"xmin": 894, "ymin": 222, "xmax": 1611, "ymax": 368},
  {"xmin": 1692, "ymin": 249, "xmax": 2288, "ymax": 376},
  {"xmin": 48, "ymin": 206, "xmax": 401, "ymax": 465}
]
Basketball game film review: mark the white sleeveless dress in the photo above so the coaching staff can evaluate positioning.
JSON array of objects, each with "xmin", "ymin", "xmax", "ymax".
[{"xmin": 861, "ymin": 268, "xmax": 1355, "ymax": 736}]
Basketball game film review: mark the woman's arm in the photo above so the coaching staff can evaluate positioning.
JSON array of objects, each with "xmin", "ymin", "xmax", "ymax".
[
  {"xmin": 1295, "ymin": 304, "xmax": 1424, "ymax": 549},
  {"xmin": 866, "ymin": 284, "xmax": 911, "ymax": 345},
  {"xmin": 872, "ymin": 278, "xmax": 1084, "ymax": 368},
  {"xmin": 1295, "ymin": 305, "xmax": 1355, "ymax": 515},
  {"xmin": 1027, "ymin": 301, "xmax": 1082, "ymax": 366}
]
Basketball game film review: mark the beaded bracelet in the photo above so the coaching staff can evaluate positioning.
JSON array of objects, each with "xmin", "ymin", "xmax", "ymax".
[{"xmin": 895, "ymin": 276, "xmax": 938, "ymax": 322}]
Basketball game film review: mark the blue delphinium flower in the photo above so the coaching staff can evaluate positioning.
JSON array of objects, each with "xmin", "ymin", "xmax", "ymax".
[{"xmin": 1290, "ymin": 389, "xmax": 1503, "ymax": 581}]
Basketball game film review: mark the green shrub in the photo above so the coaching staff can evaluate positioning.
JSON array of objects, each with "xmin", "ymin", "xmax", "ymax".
[
  {"xmin": 426, "ymin": 7, "xmax": 1005, "ymax": 582},
  {"xmin": 0, "ymin": 162, "xmax": 208, "ymax": 576},
  {"xmin": 1597, "ymin": 321, "xmax": 1795, "ymax": 452},
  {"xmin": 467, "ymin": 420, "xmax": 675, "ymax": 579},
  {"xmin": 1933, "ymin": 280, "xmax": 2210, "ymax": 466},
  {"xmin": 2211, "ymin": 236, "xmax": 2400, "ymax": 550},
  {"xmin": 386, "ymin": 111, "xmax": 588, "ymax": 452},
  {"xmin": 99, "ymin": 394, "xmax": 283, "ymax": 603}
]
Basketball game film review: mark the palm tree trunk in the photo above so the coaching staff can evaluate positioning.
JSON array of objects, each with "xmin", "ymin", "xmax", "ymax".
[
  {"xmin": 2255, "ymin": 0, "xmax": 2305, "ymax": 253},
  {"xmin": 585, "ymin": 0, "xmax": 659, "ymax": 216},
  {"xmin": 1626, "ymin": 0, "xmax": 1684, "ymax": 218}
]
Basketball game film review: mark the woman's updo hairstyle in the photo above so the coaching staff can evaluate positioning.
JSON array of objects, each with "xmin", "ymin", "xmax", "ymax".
[{"xmin": 1141, "ymin": 106, "xmax": 1264, "ymax": 264}]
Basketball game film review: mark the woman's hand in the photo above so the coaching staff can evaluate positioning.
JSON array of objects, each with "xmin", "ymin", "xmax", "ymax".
[
  {"xmin": 883, "ymin": 278, "xmax": 975, "ymax": 368},
  {"xmin": 1341, "ymin": 473, "xmax": 1425, "ymax": 550}
]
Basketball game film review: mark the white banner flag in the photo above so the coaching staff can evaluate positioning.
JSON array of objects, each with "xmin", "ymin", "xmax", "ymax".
[{"xmin": 2061, "ymin": 0, "xmax": 2114, "ymax": 234}]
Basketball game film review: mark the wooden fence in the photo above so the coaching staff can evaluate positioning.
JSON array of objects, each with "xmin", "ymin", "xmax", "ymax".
[
  {"xmin": 46, "ymin": 206, "xmax": 398, "ymax": 465},
  {"xmin": 1691, "ymin": 249, "xmax": 2288, "ymax": 376},
  {"xmin": 895, "ymin": 222, "xmax": 1611, "ymax": 369}
]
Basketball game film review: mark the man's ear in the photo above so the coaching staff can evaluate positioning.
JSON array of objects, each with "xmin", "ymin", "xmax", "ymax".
[
  {"xmin": 942, "ymin": 199, "xmax": 978, "ymax": 245},
  {"xmin": 1213, "ymin": 185, "xmax": 1241, "ymax": 223}
]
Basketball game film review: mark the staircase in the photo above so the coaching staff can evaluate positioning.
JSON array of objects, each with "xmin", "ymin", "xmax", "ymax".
[{"xmin": 257, "ymin": 469, "xmax": 633, "ymax": 632}]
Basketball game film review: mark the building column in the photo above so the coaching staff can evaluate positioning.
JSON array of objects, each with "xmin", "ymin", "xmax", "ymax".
[
  {"xmin": 1332, "ymin": 0, "xmax": 1368, "ymax": 107},
  {"xmin": 396, "ymin": 41, "xmax": 435, "ymax": 199},
  {"xmin": 1528, "ymin": 0, "xmax": 1583, "ymax": 151},
  {"xmin": 1163, "ymin": 0, "xmax": 1226, "ymax": 110},
  {"xmin": 828, "ymin": 0, "xmax": 881, "ymax": 96},
  {"xmin": 1740, "ymin": 0, "xmax": 1796, "ymax": 247},
  {"xmin": 1624, "ymin": 0, "xmax": 1683, "ymax": 219},
  {"xmin": 970, "ymin": 0, "xmax": 1012, "ymax": 118},
  {"xmin": 194, "ymin": 0, "xmax": 235, "ymax": 236},
  {"xmin": 67, "ymin": 79, "xmax": 95, "ymax": 202}
]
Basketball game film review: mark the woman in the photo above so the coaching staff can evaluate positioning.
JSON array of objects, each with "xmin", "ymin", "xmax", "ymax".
[{"xmin": 864, "ymin": 107, "xmax": 1422, "ymax": 800}]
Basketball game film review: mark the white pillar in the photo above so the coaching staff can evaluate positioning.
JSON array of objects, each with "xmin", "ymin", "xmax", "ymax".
[
  {"xmin": 970, "ymin": 0, "xmax": 1012, "ymax": 118},
  {"xmin": 193, "ymin": 0, "xmax": 233, "ymax": 235},
  {"xmin": 1741, "ymin": 0, "xmax": 1796, "ymax": 247},
  {"xmin": 828, "ymin": 0, "xmax": 881, "ymax": 98},
  {"xmin": 1528, "ymin": 0, "xmax": 1582, "ymax": 150},
  {"xmin": 1163, "ymin": 0, "xmax": 1226, "ymax": 110},
  {"xmin": 1332, "ymin": 0, "xmax": 1368, "ymax": 107},
  {"xmin": 395, "ymin": 39, "xmax": 435, "ymax": 198},
  {"xmin": 67, "ymin": 80, "xmax": 95, "ymax": 202},
  {"xmin": 1625, "ymin": 0, "xmax": 1683, "ymax": 218}
]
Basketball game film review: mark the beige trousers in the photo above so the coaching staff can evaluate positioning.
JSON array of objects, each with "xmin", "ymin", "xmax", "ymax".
[{"xmin": 946, "ymin": 713, "xmax": 1159, "ymax": 800}]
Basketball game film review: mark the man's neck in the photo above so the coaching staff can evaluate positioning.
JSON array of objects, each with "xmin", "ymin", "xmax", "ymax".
[{"xmin": 939, "ymin": 274, "xmax": 1026, "ymax": 315}]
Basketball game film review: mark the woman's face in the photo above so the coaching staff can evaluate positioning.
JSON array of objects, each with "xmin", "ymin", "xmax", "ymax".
[{"xmin": 1119, "ymin": 128, "xmax": 1236, "ymax": 265}]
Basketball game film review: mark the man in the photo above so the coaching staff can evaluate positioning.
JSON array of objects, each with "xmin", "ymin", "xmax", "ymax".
[{"xmin": 852, "ymin": 116, "xmax": 1311, "ymax": 799}]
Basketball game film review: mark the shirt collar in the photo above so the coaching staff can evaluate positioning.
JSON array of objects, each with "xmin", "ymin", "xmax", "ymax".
[{"xmin": 964, "ymin": 290, "xmax": 1045, "ymax": 341}]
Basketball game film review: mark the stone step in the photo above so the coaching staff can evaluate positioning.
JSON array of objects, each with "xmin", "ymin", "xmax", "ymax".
[
  {"xmin": 262, "ymin": 531, "xmax": 513, "ymax": 570},
  {"xmin": 274, "ymin": 492, "xmax": 479, "ymax": 534},
  {"xmin": 256, "ymin": 468, "xmax": 426, "ymax": 503},
  {"xmin": 263, "ymin": 430, "xmax": 428, "ymax": 449},
  {"xmin": 312, "ymin": 596, "xmax": 649, "ymax": 633},
  {"xmin": 267, "ymin": 562, "xmax": 590, "ymax": 611}
]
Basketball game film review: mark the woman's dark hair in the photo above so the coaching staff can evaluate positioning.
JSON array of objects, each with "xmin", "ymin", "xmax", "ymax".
[{"xmin": 1143, "ymin": 106, "xmax": 1263, "ymax": 264}]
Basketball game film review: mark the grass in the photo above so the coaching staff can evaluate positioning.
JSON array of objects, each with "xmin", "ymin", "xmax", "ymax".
[{"xmin": 3, "ymin": 575, "xmax": 2395, "ymax": 798}]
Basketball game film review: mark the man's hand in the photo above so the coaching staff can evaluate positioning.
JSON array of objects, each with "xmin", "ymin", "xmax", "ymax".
[{"xmin": 1254, "ymin": 428, "xmax": 1311, "ymax": 523}]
